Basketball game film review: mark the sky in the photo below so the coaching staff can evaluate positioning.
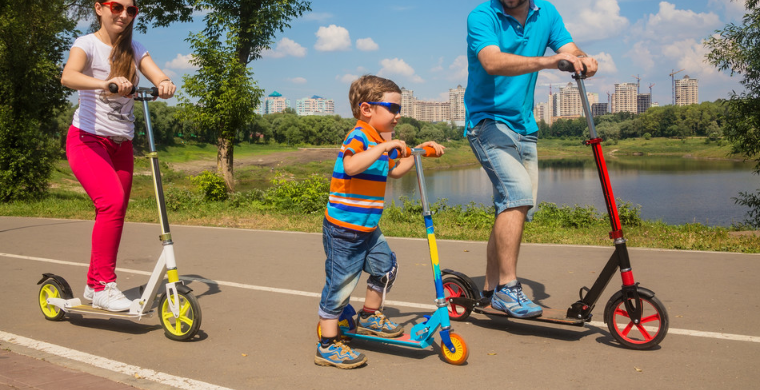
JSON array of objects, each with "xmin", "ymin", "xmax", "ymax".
[{"xmin": 82, "ymin": 0, "xmax": 751, "ymax": 118}]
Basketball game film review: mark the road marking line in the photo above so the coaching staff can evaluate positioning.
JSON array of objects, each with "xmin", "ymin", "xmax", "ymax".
[
  {"xmin": 4, "ymin": 252, "xmax": 760, "ymax": 344},
  {"xmin": 0, "ymin": 331, "xmax": 233, "ymax": 390}
]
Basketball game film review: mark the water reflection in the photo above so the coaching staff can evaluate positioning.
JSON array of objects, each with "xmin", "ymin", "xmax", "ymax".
[{"xmin": 386, "ymin": 156, "xmax": 757, "ymax": 227}]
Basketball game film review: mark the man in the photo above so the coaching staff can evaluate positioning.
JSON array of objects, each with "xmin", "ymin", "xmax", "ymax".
[{"xmin": 465, "ymin": 0, "xmax": 598, "ymax": 318}]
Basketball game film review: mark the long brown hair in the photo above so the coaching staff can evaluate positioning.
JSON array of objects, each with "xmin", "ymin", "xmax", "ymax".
[{"xmin": 96, "ymin": 0, "xmax": 137, "ymax": 84}]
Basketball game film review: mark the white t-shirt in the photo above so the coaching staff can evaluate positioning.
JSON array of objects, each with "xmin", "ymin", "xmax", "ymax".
[{"xmin": 71, "ymin": 34, "xmax": 148, "ymax": 139}]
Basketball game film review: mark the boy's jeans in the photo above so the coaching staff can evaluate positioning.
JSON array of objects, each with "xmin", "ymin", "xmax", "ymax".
[{"xmin": 318, "ymin": 219, "xmax": 395, "ymax": 319}]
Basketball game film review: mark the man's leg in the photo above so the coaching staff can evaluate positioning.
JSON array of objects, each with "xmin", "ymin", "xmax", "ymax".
[{"xmin": 484, "ymin": 206, "xmax": 528, "ymax": 291}]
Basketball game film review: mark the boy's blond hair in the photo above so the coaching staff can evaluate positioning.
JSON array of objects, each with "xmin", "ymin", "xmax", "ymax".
[{"xmin": 348, "ymin": 75, "xmax": 402, "ymax": 119}]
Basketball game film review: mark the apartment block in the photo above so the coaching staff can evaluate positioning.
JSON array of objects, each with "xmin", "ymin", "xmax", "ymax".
[
  {"xmin": 675, "ymin": 75, "xmax": 699, "ymax": 106},
  {"xmin": 296, "ymin": 95, "xmax": 334, "ymax": 116},
  {"xmin": 611, "ymin": 82, "xmax": 638, "ymax": 114}
]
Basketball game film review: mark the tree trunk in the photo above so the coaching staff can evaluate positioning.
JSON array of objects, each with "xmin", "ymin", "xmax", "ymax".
[{"xmin": 217, "ymin": 136, "xmax": 235, "ymax": 192}]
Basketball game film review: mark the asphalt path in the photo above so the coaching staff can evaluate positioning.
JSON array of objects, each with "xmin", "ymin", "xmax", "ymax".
[{"xmin": 1, "ymin": 216, "xmax": 758, "ymax": 389}]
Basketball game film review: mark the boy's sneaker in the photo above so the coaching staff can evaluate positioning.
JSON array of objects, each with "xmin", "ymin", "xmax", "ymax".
[
  {"xmin": 83, "ymin": 285, "xmax": 94, "ymax": 301},
  {"xmin": 357, "ymin": 311, "xmax": 404, "ymax": 338},
  {"xmin": 92, "ymin": 282, "xmax": 132, "ymax": 312},
  {"xmin": 314, "ymin": 340, "xmax": 367, "ymax": 369},
  {"xmin": 491, "ymin": 282, "xmax": 543, "ymax": 318}
]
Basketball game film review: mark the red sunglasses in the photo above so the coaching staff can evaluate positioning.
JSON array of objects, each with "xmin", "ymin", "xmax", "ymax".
[{"xmin": 101, "ymin": 2, "xmax": 138, "ymax": 17}]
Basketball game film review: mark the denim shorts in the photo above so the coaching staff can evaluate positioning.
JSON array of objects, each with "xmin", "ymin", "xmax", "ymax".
[
  {"xmin": 318, "ymin": 219, "xmax": 395, "ymax": 319},
  {"xmin": 467, "ymin": 119, "xmax": 538, "ymax": 220}
]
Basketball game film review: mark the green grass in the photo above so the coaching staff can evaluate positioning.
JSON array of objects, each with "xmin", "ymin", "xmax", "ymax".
[{"xmin": 3, "ymin": 138, "xmax": 757, "ymax": 253}]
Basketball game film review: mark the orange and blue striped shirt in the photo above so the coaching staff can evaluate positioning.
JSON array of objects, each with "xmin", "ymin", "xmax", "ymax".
[{"xmin": 325, "ymin": 120, "xmax": 397, "ymax": 232}]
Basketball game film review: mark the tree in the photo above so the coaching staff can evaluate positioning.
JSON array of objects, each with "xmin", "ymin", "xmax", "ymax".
[
  {"xmin": 180, "ymin": 0, "xmax": 310, "ymax": 190},
  {"xmin": 706, "ymin": 0, "xmax": 760, "ymax": 170},
  {"xmin": 179, "ymin": 29, "xmax": 261, "ymax": 190},
  {"xmin": 0, "ymin": 0, "xmax": 76, "ymax": 201},
  {"xmin": 705, "ymin": 0, "xmax": 760, "ymax": 226}
]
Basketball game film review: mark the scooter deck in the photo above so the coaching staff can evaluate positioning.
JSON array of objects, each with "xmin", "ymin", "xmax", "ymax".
[
  {"xmin": 341, "ymin": 328, "xmax": 431, "ymax": 348},
  {"xmin": 65, "ymin": 305, "xmax": 154, "ymax": 319},
  {"xmin": 474, "ymin": 306, "xmax": 586, "ymax": 327}
]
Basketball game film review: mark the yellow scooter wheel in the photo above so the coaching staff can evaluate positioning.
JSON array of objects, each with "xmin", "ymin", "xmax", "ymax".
[
  {"xmin": 440, "ymin": 332, "xmax": 469, "ymax": 365},
  {"xmin": 159, "ymin": 290, "xmax": 202, "ymax": 341},
  {"xmin": 38, "ymin": 279, "xmax": 66, "ymax": 321}
]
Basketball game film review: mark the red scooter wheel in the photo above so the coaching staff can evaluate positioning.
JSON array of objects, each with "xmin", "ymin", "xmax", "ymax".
[
  {"xmin": 605, "ymin": 290, "xmax": 669, "ymax": 350},
  {"xmin": 443, "ymin": 277, "xmax": 472, "ymax": 321}
]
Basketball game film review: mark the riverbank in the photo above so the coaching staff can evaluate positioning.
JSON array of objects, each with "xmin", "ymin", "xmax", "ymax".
[{"xmin": 3, "ymin": 137, "xmax": 757, "ymax": 253}]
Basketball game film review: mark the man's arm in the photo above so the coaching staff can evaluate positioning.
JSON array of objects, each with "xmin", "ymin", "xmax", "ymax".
[
  {"xmin": 556, "ymin": 42, "xmax": 598, "ymax": 77},
  {"xmin": 477, "ymin": 43, "xmax": 597, "ymax": 77}
]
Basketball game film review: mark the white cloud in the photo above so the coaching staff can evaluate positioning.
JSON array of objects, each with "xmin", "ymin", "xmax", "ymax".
[
  {"xmin": 661, "ymin": 38, "xmax": 717, "ymax": 77},
  {"xmin": 708, "ymin": 0, "xmax": 747, "ymax": 22},
  {"xmin": 624, "ymin": 42, "xmax": 655, "ymax": 72},
  {"xmin": 337, "ymin": 73, "xmax": 359, "ymax": 83},
  {"xmin": 632, "ymin": 2, "xmax": 722, "ymax": 42},
  {"xmin": 378, "ymin": 58, "xmax": 424, "ymax": 83},
  {"xmin": 288, "ymin": 77, "xmax": 307, "ymax": 84},
  {"xmin": 261, "ymin": 38, "xmax": 307, "ymax": 58},
  {"xmin": 557, "ymin": 0, "xmax": 629, "ymax": 43},
  {"xmin": 356, "ymin": 38, "xmax": 379, "ymax": 51},
  {"xmin": 431, "ymin": 57, "xmax": 444, "ymax": 72},
  {"xmin": 164, "ymin": 53, "xmax": 197, "ymax": 70},
  {"xmin": 315, "ymin": 25, "xmax": 352, "ymax": 51},
  {"xmin": 592, "ymin": 51, "xmax": 618, "ymax": 74},
  {"xmin": 448, "ymin": 55, "xmax": 468, "ymax": 81}
]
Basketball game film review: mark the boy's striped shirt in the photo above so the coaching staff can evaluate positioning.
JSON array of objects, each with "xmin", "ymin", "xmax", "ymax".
[{"xmin": 325, "ymin": 120, "xmax": 396, "ymax": 232}]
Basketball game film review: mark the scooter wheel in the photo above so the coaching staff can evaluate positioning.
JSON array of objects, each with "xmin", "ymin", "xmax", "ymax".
[
  {"xmin": 442, "ymin": 277, "xmax": 472, "ymax": 321},
  {"xmin": 159, "ymin": 290, "xmax": 202, "ymax": 341},
  {"xmin": 440, "ymin": 332, "xmax": 469, "ymax": 365},
  {"xmin": 38, "ymin": 278, "xmax": 67, "ymax": 321},
  {"xmin": 605, "ymin": 289, "xmax": 669, "ymax": 350}
]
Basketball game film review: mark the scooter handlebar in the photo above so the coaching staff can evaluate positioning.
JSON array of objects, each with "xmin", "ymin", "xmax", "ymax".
[
  {"xmin": 558, "ymin": 59, "xmax": 588, "ymax": 75},
  {"xmin": 107, "ymin": 83, "xmax": 158, "ymax": 97},
  {"xmin": 388, "ymin": 146, "xmax": 441, "ymax": 159}
]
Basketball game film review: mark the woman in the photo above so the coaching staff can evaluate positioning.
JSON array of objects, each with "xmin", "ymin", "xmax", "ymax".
[{"xmin": 61, "ymin": 0, "xmax": 176, "ymax": 311}]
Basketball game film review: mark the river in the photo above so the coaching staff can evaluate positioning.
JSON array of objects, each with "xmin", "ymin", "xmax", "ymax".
[{"xmin": 385, "ymin": 156, "xmax": 757, "ymax": 227}]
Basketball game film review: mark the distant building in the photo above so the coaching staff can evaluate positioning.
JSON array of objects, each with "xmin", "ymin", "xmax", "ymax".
[
  {"xmin": 611, "ymin": 82, "xmax": 638, "ymax": 114},
  {"xmin": 591, "ymin": 103, "xmax": 608, "ymax": 117},
  {"xmin": 401, "ymin": 88, "xmax": 415, "ymax": 118},
  {"xmin": 558, "ymin": 82, "xmax": 582, "ymax": 117},
  {"xmin": 449, "ymin": 85, "xmax": 466, "ymax": 121},
  {"xmin": 675, "ymin": 75, "xmax": 699, "ymax": 106},
  {"xmin": 256, "ymin": 91, "xmax": 291, "ymax": 115},
  {"xmin": 414, "ymin": 101, "xmax": 450, "ymax": 123},
  {"xmin": 296, "ymin": 95, "xmax": 334, "ymax": 116},
  {"xmin": 637, "ymin": 93, "xmax": 652, "ymax": 114},
  {"xmin": 534, "ymin": 101, "xmax": 551, "ymax": 124}
]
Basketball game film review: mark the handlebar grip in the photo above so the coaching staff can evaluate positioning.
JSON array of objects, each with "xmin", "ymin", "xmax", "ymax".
[
  {"xmin": 107, "ymin": 83, "xmax": 158, "ymax": 97},
  {"xmin": 388, "ymin": 146, "xmax": 441, "ymax": 159},
  {"xmin": 108, "ymin": 83, "xmax": 136, "ymax": 94},
  {"xmin": 558, "ymin": 59, "xmax": 588, "ymax": 74}
]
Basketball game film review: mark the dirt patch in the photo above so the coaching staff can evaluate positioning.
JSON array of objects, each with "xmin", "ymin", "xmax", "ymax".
[
  {"xmin": 728, "ymin": 230, "xmax": 760, "ymax": 238},
  {"xmin": 169, "ymin": 148, "xmax": 339, "ymax": 175}
]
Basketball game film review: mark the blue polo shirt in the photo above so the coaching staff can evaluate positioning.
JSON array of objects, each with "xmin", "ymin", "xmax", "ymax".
[{"xmin": 465, "ymin": 0, "xmax": 573, "ymax": 135}]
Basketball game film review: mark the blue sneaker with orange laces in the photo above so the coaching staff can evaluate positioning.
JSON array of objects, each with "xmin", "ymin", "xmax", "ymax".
[
  {"xmin": 314, "ymin": 340, "xmax": 367, "ymax": 369},
  {"xmin": 357, "ymin": 310, "xmax": 404, "ymax": 338}
]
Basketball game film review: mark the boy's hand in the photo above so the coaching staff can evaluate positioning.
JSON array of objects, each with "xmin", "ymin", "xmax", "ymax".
[
  {"xmin": 416, "ymin": 141, "xmax": 446, "ymax": 157},
  {"xmin": 386, "ymin": 139, "xmax": 408, "ymax": 157}
]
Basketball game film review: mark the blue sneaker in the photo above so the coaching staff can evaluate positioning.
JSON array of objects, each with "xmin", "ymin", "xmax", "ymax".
[
  {"xmin": 357, "ymin": 311, "xmax": 404, "ymax": 338},
  {"xmin": 314, "ymin": 340, "xmax": 367, "ymax": 369},
  {"xmin": 491, "ymin": 282, "xmax": 543, "ymax": 318}
]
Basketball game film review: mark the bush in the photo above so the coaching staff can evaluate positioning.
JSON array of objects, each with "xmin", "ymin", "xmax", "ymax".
[
  {"xmin": 0, "ymin": 109, "xmax": 57, "ymax": 202},
  {"xmin": 191, "ymin": 170, "xmax": 228, "ymax": 201},
  {"xmin": 263, "ymin": 174, "xmax": 329, "ymax": 213}
]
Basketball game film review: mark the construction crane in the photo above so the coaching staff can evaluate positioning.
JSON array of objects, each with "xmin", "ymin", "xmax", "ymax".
[
  {"xmin": 632, "ymin": 74, "xmax": 641, "ymax": 94},
  {"xmin": 669, "ymin": 69, "xmax": 685, "ymax": 105},
  {"xmin": 649, "ymin": 83, "xmax": 655, "ymax": 95}
]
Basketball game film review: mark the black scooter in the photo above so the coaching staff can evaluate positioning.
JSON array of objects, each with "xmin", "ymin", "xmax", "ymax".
[{"xmin": 442, "ymin": 60, "xmax": 669, "ymax": 350}]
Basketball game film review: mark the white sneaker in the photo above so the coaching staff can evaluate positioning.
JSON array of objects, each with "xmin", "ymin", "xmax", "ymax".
[
  {"xmin": 92, "ymin": 282, "xmax": 132, "ymax": 312},
  {"xmin": 83, "ymin": 285, "xmax": 94, "ymax": 300}
]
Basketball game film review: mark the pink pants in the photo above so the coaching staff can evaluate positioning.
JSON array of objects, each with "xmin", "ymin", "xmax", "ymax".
[{"xmin": 66, "ymin": 126, "xmax": 133, "ymax": 291}]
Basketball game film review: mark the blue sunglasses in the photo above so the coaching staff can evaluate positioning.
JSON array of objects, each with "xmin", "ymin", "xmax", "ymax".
[{"xmin": 366, "ymin": 102, "xmax": 402, "ymax": 115}]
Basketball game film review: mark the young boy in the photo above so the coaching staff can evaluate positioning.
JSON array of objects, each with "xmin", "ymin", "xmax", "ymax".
[{"xmin": 315, "ymin": 75, "xmax": 445, "ymax": 369}]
